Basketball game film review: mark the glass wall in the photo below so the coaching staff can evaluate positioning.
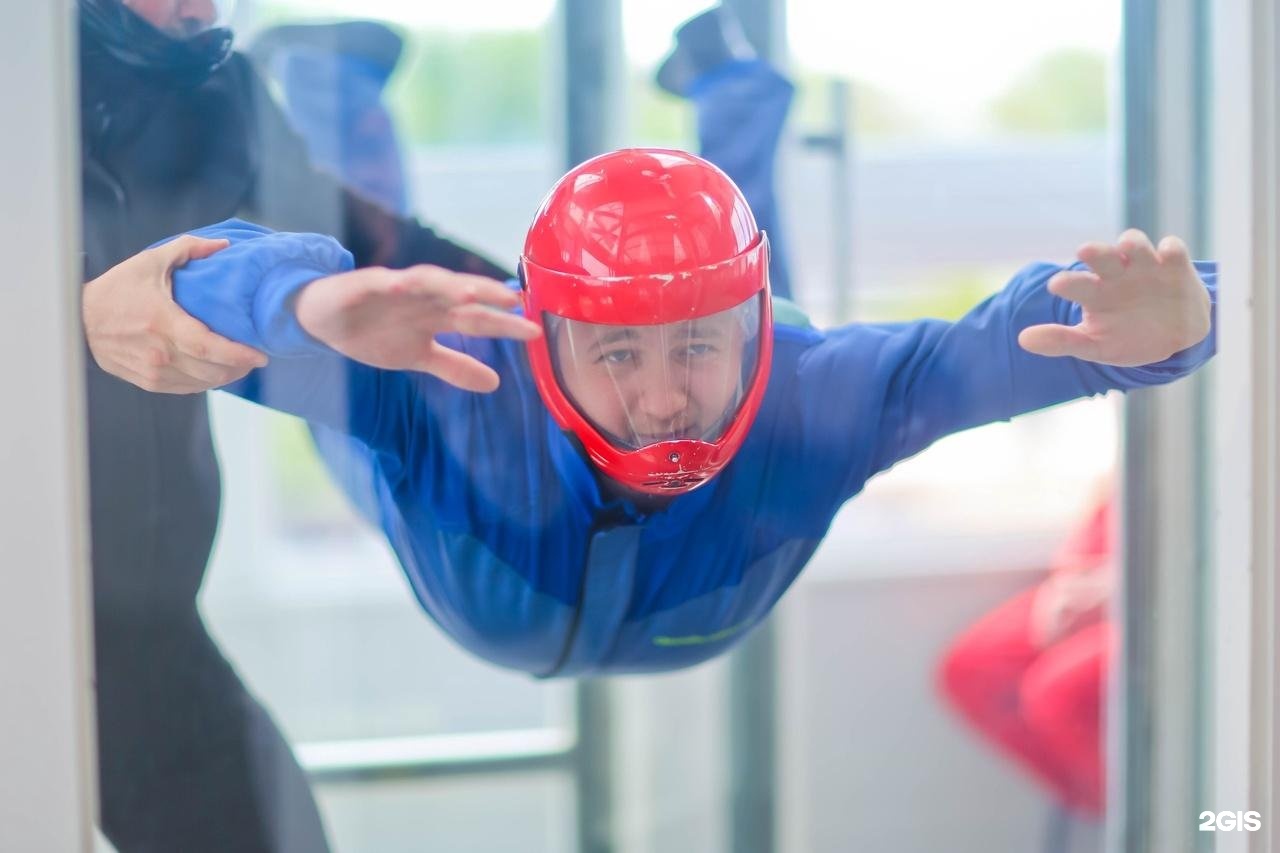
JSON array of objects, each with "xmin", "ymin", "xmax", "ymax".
[
  {"xmin": 57, "ymin": 1, "xmax": 1252, "ymax": 852},
  {"xmin": 204, "ymin": 3, "xmax": 577, "ymax": 851},
  {"xmin": 777, "ymin": 1, "xmax": 1123, "ymax": 850}
]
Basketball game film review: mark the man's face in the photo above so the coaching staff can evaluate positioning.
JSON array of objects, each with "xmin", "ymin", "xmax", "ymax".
[
  {"xmin": 123, "ymin": 0, "xmax": 220, "ymax": 37},
  {"xmin": 553, "ymin": 307, "xmax": 754, "ymax": 449}
]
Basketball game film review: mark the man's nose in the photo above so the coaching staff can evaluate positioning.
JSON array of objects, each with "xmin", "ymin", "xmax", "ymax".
[{"xmin": 635, "ymin": 382, "xmax": 690, "ymax": 423}]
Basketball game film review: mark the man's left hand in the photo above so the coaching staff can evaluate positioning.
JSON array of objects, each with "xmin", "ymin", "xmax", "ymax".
[{"xmin": 1017, "ymin": 229, "xmax": 1212, "ymax": 367}]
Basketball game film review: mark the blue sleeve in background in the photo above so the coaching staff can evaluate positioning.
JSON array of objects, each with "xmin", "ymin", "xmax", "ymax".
[
  {"xmin": 690, "ymin": 59, "xmax": 795, "ymax": 299},
  {"xmin": 166, "ymin": 218, "xmax": 354, "ymax": 357}
]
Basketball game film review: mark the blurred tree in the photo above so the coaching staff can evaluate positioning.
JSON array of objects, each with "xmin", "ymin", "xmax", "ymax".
[
  {"xmin": 791, "ymin": 72, "xmax": 923, "ymax": 138},
  {"xmin": 988, "ymin": 49, "xmax": 1108, "ymax": 135},
  {"xmin": 632, "ymin": 75, "xmax": 695, "ymax": 146},
  {"xmin": 387, "ymin": 30, "xmax": 547, "ymax": 145},
  {"xmin": 242, "ymin": 4, "xmax": 547, "ymax": 145},
  {"xmin": 863, "ymin": 267, "xmax": 1007, "ymax": 324},
  {"xmin": 269, "ymin": 417, "xmax": 361, "ymax": 536}
]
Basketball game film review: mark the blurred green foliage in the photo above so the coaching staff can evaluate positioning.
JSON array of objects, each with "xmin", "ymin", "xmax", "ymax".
[
  {"xmin": 387, "ymin": 31, "xmax": 547, "ymax": 145},
  {"xmin": 269, "ymin": 416, "xmax": 358, "ymax": 534},
  {"xmin": 987, "ymin": 49, "xmax": 1108, "ymax": 135},
  {"xmin": 245, "ymin": 7, "xmax": 547, "ymax": 145},
  {"xmin": 862, "ymin": 268, "xmax": 1007, "ymax": 324},
  {"xmin": 790, "ymin": 73, "xmax": 923, "ymax": 138}
]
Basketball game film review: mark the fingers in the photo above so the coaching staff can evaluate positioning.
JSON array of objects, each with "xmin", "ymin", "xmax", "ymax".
[
  {"xmin": 167, "ymin": 351, "xmax": 255, "ymax": 388},
  {"xmin": 1157, "ymin": 234, "xmax": 1191, "ymax": 267},
  {"xmin": 451, "ymin": 273, "xmax": 523, "ymax": 310},
  {"xmin": 158, "ymin": 234, "xmax": 231, "ymax": 269},
  {"xmin": 168, "ymin": 313, "xmax": 269, "ymax": 369},
  {"xmin": 1079, "ymin": 229, "xmax": 1160, "ymax": 278},
  {"xmin": 399, "ymin": 266, "xmax": 520, "ymax": 310},
  {"xmin": 1116, "ymin": 228, "xmax": 1158, "ymax": 268},
  {"xmin": 1076, "ymin": 241, "xmax": 1128, "ymax": 278},
  {"xmin": 1046, "ymin": 269, "xmax": 1102, "ymax": 306},
  {"xmin": 105, "ymin": 361, "xmax": 217, "ymax": 395},
  {"xmin": 449, "ymin": 303, "xmax": 542, "ymax": 341},
  {"xmin": 1018, "ymin": 323, "xmax": 1098, "ymax": 360},
  {"xmin": 416, "ymin": 342, "xmax": 502, "ymax": 393}
]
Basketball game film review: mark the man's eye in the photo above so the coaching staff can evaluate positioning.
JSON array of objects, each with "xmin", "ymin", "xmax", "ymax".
[
  {"xmin": 597, "ymin": 349, "xmax": 636, "ymax": 366},
  {"xmin": 683, "ymin": 343, "xmax": 716, "ymax": 358}
]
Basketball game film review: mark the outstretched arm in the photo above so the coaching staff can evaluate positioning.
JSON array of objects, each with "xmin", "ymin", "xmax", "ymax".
[
  {"xmin": 168, "ymin": 219, "xmax": 538, "ymax": 380},
  {"xmin": 162, "ymin": 219, "xmax": 538, "ymax": 454},
  {"xmin": 793, "ymin": 229, "xmax": 1215, "ymax": 500}
]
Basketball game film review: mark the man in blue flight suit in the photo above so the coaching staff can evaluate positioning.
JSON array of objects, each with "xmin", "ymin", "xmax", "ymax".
[{"xmin": 128, "ymin": 145, "xmax": 1216, "ymax": 679}]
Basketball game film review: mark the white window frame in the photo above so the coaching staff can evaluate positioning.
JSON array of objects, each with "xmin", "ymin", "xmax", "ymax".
[
  {"xmin": 1208, "ymin": 1, "xmax": 1279, "ymax": 851},
  {"xmin": 0, "ymin": 2, "xmax": 98, "ymax": 852}
]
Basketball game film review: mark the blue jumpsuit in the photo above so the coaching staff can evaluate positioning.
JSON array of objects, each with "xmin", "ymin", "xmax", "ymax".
[{"xmin": 171, "ymin": 219, "xmax": 1217, "ymax": 678}]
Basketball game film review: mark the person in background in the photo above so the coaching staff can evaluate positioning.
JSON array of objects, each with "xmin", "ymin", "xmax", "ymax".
[
  {"xmin": 937, "ymin": 484, "xmax": 1114, "ymax": 823},
  {"xmin": 655, "ymin": 5, "xmax": 795, "ymax": 300},
  {"xmin": 250, "ymin": 19, "xmax": 411, "ymax": 215},
  {"xmin": 78, "ymin": 1, "xmax": 510, "ymax": 849}
]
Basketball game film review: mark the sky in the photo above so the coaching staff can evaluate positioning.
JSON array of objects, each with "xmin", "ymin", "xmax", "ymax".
[{"xmin": 250, "ymin": 0, "xmax": 1122, "ymax": 134}]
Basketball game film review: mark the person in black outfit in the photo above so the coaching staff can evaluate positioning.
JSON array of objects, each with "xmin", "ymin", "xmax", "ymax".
[{"xmin": 77, "ymin": 2, "xmax": 509, "ymax": 850}]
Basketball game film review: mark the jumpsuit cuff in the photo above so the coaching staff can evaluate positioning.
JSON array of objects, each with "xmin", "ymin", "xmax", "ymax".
[
  {"xmin": 253, "ymin": 256, "xmax": 347, "ymax": 357},
  {"xmin": 168, "ymin": 219, "xmax": 355, "ymax": 358}
]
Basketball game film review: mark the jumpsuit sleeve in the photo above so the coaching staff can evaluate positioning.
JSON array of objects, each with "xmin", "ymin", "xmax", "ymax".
[
  {"xmin": 166, "ymin": 219, "xmax": 422, "ymax": 466},
  {"xmin": 165, "ymin": 218, "xmax": 348, "ymax": 357},
  {"xmin": 791, "ymin": 260, "xmax": 1217, "ymax": 501},
  {"xmin": 233, "ymin": 53, "xmax": 513, "ymax": 280}
]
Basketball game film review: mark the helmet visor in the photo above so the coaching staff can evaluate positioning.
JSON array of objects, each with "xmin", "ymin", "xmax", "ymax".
[{"xmin": 547, "ymin": 294, "xmax": 764, "ymax": 451}]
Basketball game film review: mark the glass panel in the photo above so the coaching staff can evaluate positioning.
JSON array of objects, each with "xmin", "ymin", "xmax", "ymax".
[
  {"xmin": 780, "ymin": 0, "xmax": 1125, "ymax": 850},
  {"xmin": 74, "ymin": 0, "xmax": 1222, "ymax": 850},
  {"xmin": 316, "ymin": 773, "xmax": 575, "ymax": 853},
  {"xmin": 81, "ymin": 1, "xmax": 573, "ymax": 851},
  {"xmin": 204, "ymin": 0, "xmax": 570, "ymax": 739}
]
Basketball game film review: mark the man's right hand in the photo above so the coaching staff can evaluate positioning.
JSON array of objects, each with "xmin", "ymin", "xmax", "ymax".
[
  {"xmin": 83, "ymin": 236, "xmax": 269, "ymax": 393},
  {"xmin": 294, "ymin": 265, "xmax": 542, "ymax": 392}
]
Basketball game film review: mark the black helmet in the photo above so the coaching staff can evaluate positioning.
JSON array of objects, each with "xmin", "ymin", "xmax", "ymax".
[{"xmin": 79, "ymin": 0, "xmax": 236, "ymax": 87}]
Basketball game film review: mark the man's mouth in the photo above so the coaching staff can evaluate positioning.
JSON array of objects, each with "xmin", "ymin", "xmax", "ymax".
[{"xmin": 634, "ymin": 424, "xmax": 700, "ymax": 444}]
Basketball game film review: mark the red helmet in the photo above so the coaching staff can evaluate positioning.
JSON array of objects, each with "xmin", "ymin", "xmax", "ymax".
[{"xmin": 521, "ymin": 148, "xmax": 773, "ymax": 495}]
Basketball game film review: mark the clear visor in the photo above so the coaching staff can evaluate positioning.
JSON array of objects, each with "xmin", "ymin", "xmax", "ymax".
[
  {"xmin": 548, "ymin": 295, "xmax": 763, "ymax": 451},
  {"xmin": 123, "ymin": 0, "xmax": 236, "ymax": 38}
]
